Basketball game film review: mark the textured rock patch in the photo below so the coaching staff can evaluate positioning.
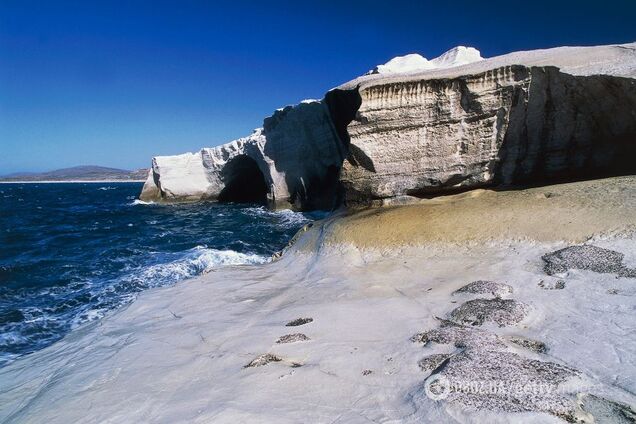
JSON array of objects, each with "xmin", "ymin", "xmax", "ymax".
[
  {"xmin": 418, "ymin": 353, "xmax": 451, "ymax": 372},
  {"xmin": 276, "ymin": 333, "xmax": 310, "ymax": 344},
  {"xmin": 424, "ymin": 350, "xmax": 582, "ymax": 421},
  {"xmin": 453, "ymin": 280, "xmax": 513, "ymax": 297},
  {"xmin": 577, "ymin": 393, "xmax": 636, "ymax": 423},
  {"xmin": 412, "ymin": 320, "xmax": 507, "ymax": 350},
  {"xmin": 507, "ymin": 336, "xmax": 548, "ymax": 353},
  {"xmin": 538, "ymin": 279, "xmax": 566, "ymax": 290},
  {"xmin": 449, "ymin": 298, "xmax": 530, "ymax": 327},
  {"xmin": 244, "ymin": 353, "xmax": 282, "ymax": 368},
  {"xmin": 542, "ymin": 245, "xmax": 636, "ymax": 277},
  {"xmin": 286, "ymin": 317, "xmax": 313, "ymax": 327}
]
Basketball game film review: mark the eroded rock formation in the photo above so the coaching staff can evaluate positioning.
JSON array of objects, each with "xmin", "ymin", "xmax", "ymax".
[
  {"xmin": 140, "ymin": 98, "xmax": 358, "ymax": 210},
  {"xmin": 341, "ymin": 65, "xmax": 636, "ymax": 204},
  {"xmin": 140, "ymin": 42, "xmax": 636, "ymax": 209}
]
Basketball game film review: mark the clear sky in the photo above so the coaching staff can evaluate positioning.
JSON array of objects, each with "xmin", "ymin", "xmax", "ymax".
[{"xmin": 1, "ymin": 0, "xmax": 634, "ymax": 174}]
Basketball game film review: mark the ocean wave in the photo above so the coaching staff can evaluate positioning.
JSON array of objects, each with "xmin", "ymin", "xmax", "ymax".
[
  {"xmin": 133, "ymin": 246, "xmax": 268, "ymax": 287},
  {"xmin": 243, "ymin": 206, "xmax": 320, "ymax": 229},
  {"xmin": 129, "ymin": 199, "xmax": 155, "ymax": 206},
  {"xmin": 1, "ymin": 186, "xmax": 313, "ymax": 366},
  {"xmin": 61, "ymin": 248, "xmax": 268, "ymax": 333}
]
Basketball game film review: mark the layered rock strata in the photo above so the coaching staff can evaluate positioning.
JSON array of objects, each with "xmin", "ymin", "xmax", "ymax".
[{"xmin": 341, "ymin": 65, "xmax": 636, "ymax": 204}]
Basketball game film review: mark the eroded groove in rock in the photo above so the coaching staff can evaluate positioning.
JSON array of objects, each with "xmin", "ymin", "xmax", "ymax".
[
  {"xmin": 285, "ymin": 317, "xmax": 313, "ymax": 327},
  {"xmin": 276, "ymin": 333, "xmax": 310, "ymax": 344},
  {"xmin": 244, "ymin": 353, "xmax": 282, "ymax": 368}
]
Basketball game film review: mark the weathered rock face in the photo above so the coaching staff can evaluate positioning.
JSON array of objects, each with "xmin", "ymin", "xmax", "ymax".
[
  {"xmin": 140, "ymin": 99, "xmax": 355, "ymax": 210},
  {"xmin": 341, "ymin": 65, "xmax": 636, "ymax": 204}
]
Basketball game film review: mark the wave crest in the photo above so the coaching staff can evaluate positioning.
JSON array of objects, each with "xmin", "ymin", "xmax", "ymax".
[{"xmin": 129, "ymin": 199, "xmax": 155, "ymax": 205}]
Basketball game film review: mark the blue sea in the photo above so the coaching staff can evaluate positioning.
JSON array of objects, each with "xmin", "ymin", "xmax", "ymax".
[{"xmin": 0, "ymin": 182, "xmax": 324, "ymax": 366}]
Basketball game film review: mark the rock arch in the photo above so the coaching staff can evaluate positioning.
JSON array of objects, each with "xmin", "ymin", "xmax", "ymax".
[{"xmin": 218, "ymin": 155, "xmax": 270, "ymax": 204}]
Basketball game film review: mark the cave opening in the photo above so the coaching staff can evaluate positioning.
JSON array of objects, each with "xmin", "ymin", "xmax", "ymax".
[{"xmin": 218, "ymin": 155, "xmax": 269, "ymax": 204}]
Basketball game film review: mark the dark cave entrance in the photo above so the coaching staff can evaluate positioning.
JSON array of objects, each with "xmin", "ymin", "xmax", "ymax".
[{"xmin": 218, "ymin": 155, "xmax": 269, "ymax": 204}]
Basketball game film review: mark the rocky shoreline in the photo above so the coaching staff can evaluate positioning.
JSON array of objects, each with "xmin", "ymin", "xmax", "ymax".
[{"xmin": 1, "ymin": 176, "xmax": 635, "ymax": 423}]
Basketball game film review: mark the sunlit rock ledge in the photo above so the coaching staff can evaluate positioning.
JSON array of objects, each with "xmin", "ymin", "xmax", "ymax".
[{"xmin": 140, "ymin": 42, "xmax": 636, "ymax": 209}]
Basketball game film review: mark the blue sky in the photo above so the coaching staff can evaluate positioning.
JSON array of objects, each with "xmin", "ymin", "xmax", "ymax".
[{"xmin": 1, "ymin": 0, "xmax": 634, "ymax": 174}]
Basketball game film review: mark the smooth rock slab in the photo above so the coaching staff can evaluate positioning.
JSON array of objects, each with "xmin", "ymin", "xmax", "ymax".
[{"xmin": 449, "ymin": 298, "xmax": 530, "ymax": 327}]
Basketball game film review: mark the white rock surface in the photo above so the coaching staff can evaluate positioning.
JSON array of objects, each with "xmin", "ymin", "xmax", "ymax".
[
  {"xmin": 2, "ymin": 178, "xmax": 636, "ymax": 422},
  {"xmin": 148, "ymin": 151, "xmax": 213, "ymax": 201},
  {"xmin": 348, "ymin": 42, "xmax": 636, "ymax": 88},
  {"xmin": 141, "ymin": 129, "xmax": 268, "ymax": 202},
  {"xmin": 429, "ymin": 46, "xmax": 483, "ymax": 68},
  {"xmin": 140, "ymin": 100, "xmax": 350, "ymax": 210},
  {"xmin": 366, "ymin": 46, "xmax": 483, "ymax": 75},
  {"xmin": 367, "ymin": 53, "xmax": 434, "ymax": 74}
]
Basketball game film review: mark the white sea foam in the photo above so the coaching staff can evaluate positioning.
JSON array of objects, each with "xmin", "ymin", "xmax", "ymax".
[
  {"xmin": 244, "ymin": 206, "xmax": 317, "ymax": 229},
  {"xmin": 141, "ymin": 246, "xmax": 268, "ymax": 282},
  {"xmin": 130, "ymin": 199, "xmax": 155, "ymax": 205},
  {"xmin": 66, "ymin": 247, "xmax": 268, "ymax": 330},
  {"xmin": 112, "ymin": 246, "xmax": 269, "ymax": 293}
]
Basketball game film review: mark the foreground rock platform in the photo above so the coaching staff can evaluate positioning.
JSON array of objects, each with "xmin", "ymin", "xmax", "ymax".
[{"xmin": 2, "ymin": 176, "xmax": 635, "ymax": 423}]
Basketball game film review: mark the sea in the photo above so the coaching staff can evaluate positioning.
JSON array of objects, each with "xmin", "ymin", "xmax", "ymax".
[{"xmin": 0, "ymin": 182, "xmax": 326, "ymax": 366}]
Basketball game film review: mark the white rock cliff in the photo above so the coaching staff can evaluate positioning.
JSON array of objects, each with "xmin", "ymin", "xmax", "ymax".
[{"xmin": 140, "ymin": 43, "xmax": 636, "ymax": 209}]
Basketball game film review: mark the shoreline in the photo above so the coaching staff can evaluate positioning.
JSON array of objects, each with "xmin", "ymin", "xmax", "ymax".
[{"xmin": 1, "ymin": 175, "xmax": 635, "ymax": 422}]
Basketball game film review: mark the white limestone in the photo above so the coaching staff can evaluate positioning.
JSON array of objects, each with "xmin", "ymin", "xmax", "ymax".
[{"xmin": 366, "ymin": 46, "xmax": 484, "ymax": 75}]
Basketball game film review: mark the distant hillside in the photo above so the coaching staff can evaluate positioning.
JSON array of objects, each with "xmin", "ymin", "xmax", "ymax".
[{"xmin": 0, "ymin": 166, "xmax": 149, "ymax": 182}]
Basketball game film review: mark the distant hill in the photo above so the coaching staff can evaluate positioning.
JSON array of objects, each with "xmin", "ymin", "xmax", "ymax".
[{"xmin": 0, "ymin": 166, "xmax": 149, "ymax": 182}]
